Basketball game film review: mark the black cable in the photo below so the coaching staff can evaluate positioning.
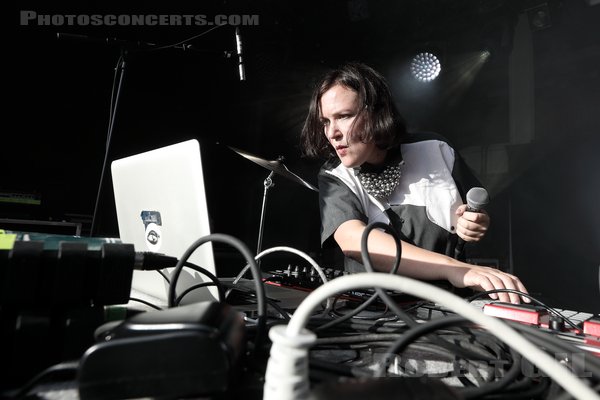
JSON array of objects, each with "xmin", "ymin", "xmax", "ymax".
[
  {"xmin": 461, "ymin": 349, "xmax": 522, "ymax": 399},
  {"xmin": 329, "ymin": 305, "xmax": 392, "ymax": 320},
  {"xmin": 402, "ymin": 300, "xmax": 431, "ymax": 313},
  {"xmin": 375, "ymin": 315, "xmax": 475, "ymax": 377},
  {"xmin": 308, "ymin": 315, "xmax": 409, "ymax": 333},
  {"xmin": 314, "ymin": 221, "xmax": 406, "ymax": 332},
  {"xmin": 483, "ymin": 376, "xmax": 551, "ymax": 399},
  {"xmin": 309, "ymin": 319, "xmax": 404, "ymax": 341},
  {"xmin": 395, "ymin": 341, "xmax": 497, "ymax": 362},
  {"xmin": 128, "ymin": 296, "xmax": 163, "ymax": 310},
  {"xmin": 505, "ymin": 321, "xmax": 600, "ymax": 379},
  {"xmin": 315, "ymin": 293, "xmax": 381, "ymax": 332},
  {"xmin": 329, "ymin": 296, "xmax": 392, "ymax": 320},
  {"xmin": 266, "ymin": 298, "xmax": 292, "ymax": 321},
  {"xmin": 317, "ymin": 342, "xmax": 401, "ymax": 351},
  {"xmin": 467, "ymin": 289, "xmax": 581, "ymax": 331},
  {"xmin": 374, "ymin": 326, "xmax": 522, "ymax": 398},
  {"xmin": 168, "ymin": 233, "xmax": 266, "ymax": 352},
  {"xmin": 315, "ymin": 344, "xmax": 478, "ymax": 382},
  {"xmin": 360, "ymin": 221, "xmax": 417, "ymax": 326},
  {"xmin": 372, "ymin": 315, "xmax": 402, "ymax": 324},
  {"xmin": 308, "ymin": 357, "xmax": 374, "ymax": 379},
  {"xmin": 183, "ymin": 261, "xmax": 225, "ymax": 301},
  {"xmin": 174, "ymin": 282, "xmax": 219, "ymax": 306},
  {"xmin": 393, "ymin": 335, "xmax": 501, "ymax": 367},
  {"xmin": 156, "ymin": 269, "xmax": 170, "ymax": 284},
  {"xmin": 147, "ymin": 258, "xmax": 225, "ymax": 302},
  {"xmin": 398, "ymin": 317, "xmax": 600, "ymax": 398},
  {"xmin": 496, "ymin": 375, "xmax": 541, "ymax": 393},
  {"xmin": 455, "ymin": 335, "xmax": 507, "ymax": 388},
  {"xmin": 230, "ymin": 288, "xmax": 291, "ymax": 321},
  {"xmin": 362, "ymin": 222, "xmax": 503, "ymax": 367},
  {"xmin": 315, "ymin": 333, "xmax": 402, "ymax": 345},
  {"xmin": 432, "ymin": 320, "xmax": 600, "ymax": 397},
  {"xmin": 446, "ymin": 328, "xmax": 513, "ymax": 365}
]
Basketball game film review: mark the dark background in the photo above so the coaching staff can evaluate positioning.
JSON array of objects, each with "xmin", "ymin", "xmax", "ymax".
[{"xmin": 5, "ymin": 0, "xmax": 599, "ymax": 312}]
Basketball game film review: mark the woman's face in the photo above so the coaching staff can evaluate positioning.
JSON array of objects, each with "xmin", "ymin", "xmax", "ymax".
[{"xmin": 319, "ymin": 84, "xmax": 386, "ymax": 168}]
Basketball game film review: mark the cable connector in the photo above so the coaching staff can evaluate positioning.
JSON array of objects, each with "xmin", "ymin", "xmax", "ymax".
[
  {"xmin": 264, "ymin": 325, "xmax": 316, "ymax": 400},
  {"xmin": 133, "ymin": 252, "xmax": 179, "ymax": 271}
]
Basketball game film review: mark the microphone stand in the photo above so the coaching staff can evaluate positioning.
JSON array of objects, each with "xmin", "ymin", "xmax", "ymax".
[
  {"xmin": 75, "ymin": 30, "xmax": 235, "ymax": 237},
  {"xmin": 90, "ymin": 49, "xmax": 127, "ymax": 237}
]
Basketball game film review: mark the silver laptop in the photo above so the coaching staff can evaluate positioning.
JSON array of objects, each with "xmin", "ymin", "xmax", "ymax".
[{"xmin": 111, "ymin": 139, "xmax": 217, "ymax": 305}]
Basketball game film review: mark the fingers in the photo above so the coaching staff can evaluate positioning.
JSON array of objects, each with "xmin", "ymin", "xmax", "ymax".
[
  {"xmin": 456, "ymin": 225, "xmax": 484, "ymax": 241},
  {"xmin": 456, "ymin": 211, "xmax": 490, "ymax": 242},
  {"xmin": 479, "ymin": 271, "xmax": 517, "ymax": 303},
  {"xmin": 513, "ymin": 276, "xmax": 531, "ymax": 303},
  {"xmin": 456, "ymin": 208, "xmax": 489, "ymax": 222},
  {"xmin": 492, "ymin": 272, "xmax": 523, "ymax": 304},
  {"xmin": 455, "ymin": 204, "xmax": 468, "ymax": 216},
  {"xmin": 465, "ymin": 267, "xmax": 530, "ymax": 304}
]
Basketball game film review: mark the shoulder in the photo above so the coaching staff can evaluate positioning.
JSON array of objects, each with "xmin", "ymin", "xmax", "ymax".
[
  {"xmin": 400, "ymin": 131, "xmax": 457, "ymax": 164},
  {"xmin": 402, "ymin": 131, "xmax": 456, "ymax": 149}
]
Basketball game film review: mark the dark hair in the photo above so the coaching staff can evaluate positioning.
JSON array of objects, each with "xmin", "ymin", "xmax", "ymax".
[{"xmin": 301, "ymin": 62, "xmax": 407, "ymax": 159}]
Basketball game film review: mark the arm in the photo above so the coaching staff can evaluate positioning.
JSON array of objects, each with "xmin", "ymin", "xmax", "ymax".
[{"xmin": 334, "ymin": 219, "xmax": 529, "ymax": 304}]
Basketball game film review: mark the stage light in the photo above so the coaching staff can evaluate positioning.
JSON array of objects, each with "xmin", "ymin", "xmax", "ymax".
[{"xmin": 410, "ymin": 52, "xmax": 441, "ymax": 82}]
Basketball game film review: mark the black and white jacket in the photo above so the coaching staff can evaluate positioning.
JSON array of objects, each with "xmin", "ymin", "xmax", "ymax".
[{"xmin": 318, "ymin": 132, "xmax": 483, "ymax": 272}]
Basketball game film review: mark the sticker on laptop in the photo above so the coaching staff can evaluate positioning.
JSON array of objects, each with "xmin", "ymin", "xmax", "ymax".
[{"xmin": 140, "ymin": 210, "xmax": 162, "ymax": 252}]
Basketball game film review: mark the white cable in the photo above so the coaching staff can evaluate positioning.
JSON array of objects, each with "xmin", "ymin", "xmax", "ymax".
[
  {"xmin": 265, "ymin": 273, "xmax": 599, "ymax": 400},
  {"xmin": 264, "ymin": 325, "xmax": 316, "ymax": 400},
  {"xmin": 232, "ymin": 246, "xmax": 333, "ymax": 312}
]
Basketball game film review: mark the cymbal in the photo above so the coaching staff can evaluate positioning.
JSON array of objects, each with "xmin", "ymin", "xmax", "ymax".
[{"xmin": 228, "ymin": 146, "xmax": 318, "ymax": 192}]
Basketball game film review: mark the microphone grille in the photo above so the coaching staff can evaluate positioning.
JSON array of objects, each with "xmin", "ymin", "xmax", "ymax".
[{"xmin": 466, "ymin": 187, "xmax": 489, "ymax": 211}]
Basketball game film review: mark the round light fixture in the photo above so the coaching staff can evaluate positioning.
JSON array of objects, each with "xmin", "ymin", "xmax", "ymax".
[{"xmin": 410, "ymin": 52, "xmax": 441, "ymax": 82}]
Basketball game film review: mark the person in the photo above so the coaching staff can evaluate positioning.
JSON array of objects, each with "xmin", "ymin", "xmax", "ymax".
[{"xmin": 300, "ymin": 62, "xmax": 529, "ymax": 304}]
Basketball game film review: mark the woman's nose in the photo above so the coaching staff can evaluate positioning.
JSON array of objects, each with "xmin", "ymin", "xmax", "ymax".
[{"xmin": 326, "ymin": 121, "xmax": 342, "ymax": 140}]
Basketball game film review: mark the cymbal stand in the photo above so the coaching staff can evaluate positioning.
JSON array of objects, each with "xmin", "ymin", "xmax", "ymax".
[{"xmin": 256, "ymin": 170, "xmax": 275, "ymax": 267}]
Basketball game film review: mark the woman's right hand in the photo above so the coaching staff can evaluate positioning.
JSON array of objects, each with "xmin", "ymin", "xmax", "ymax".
[{"xmin": 446, "ymin": 264, "xmax": 530, "ymax": 304}]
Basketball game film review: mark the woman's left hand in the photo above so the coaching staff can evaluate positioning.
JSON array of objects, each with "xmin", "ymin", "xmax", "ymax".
[{"xmin": 455, "ymin": 205, "xmax": 490, "ymax": 242}]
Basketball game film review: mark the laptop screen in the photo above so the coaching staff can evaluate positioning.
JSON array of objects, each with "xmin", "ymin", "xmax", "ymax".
[{"xmin": 111, "ymin": 139, "xmax": 217, "ymax": 305}]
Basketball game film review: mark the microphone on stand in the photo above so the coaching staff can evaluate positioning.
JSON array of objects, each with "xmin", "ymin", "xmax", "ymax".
[
  {"xmin": 235, "ymin": 27, "xmax": 246, "ymax": 81},
  {"xmin": 454, "ymin": 187, "xmax": 489, "ymax": 260}
]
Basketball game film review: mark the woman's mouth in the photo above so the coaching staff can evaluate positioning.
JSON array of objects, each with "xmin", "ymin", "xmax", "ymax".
[{"xmin": 336, "ymin": 145, "xmax": 348, "ymax": 156}]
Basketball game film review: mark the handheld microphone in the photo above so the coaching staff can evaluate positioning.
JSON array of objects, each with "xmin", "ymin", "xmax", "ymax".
[
  {"xmin": 464, "ymin": 187, "xmax": 489, "ymax": 213},
  {"xmin": 235, "ymin": 27, "xmax": 246, "ymax": 81},
  {"xmin": 454, "ymin": 187, "xmax": 489, "ymax": 259}
]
